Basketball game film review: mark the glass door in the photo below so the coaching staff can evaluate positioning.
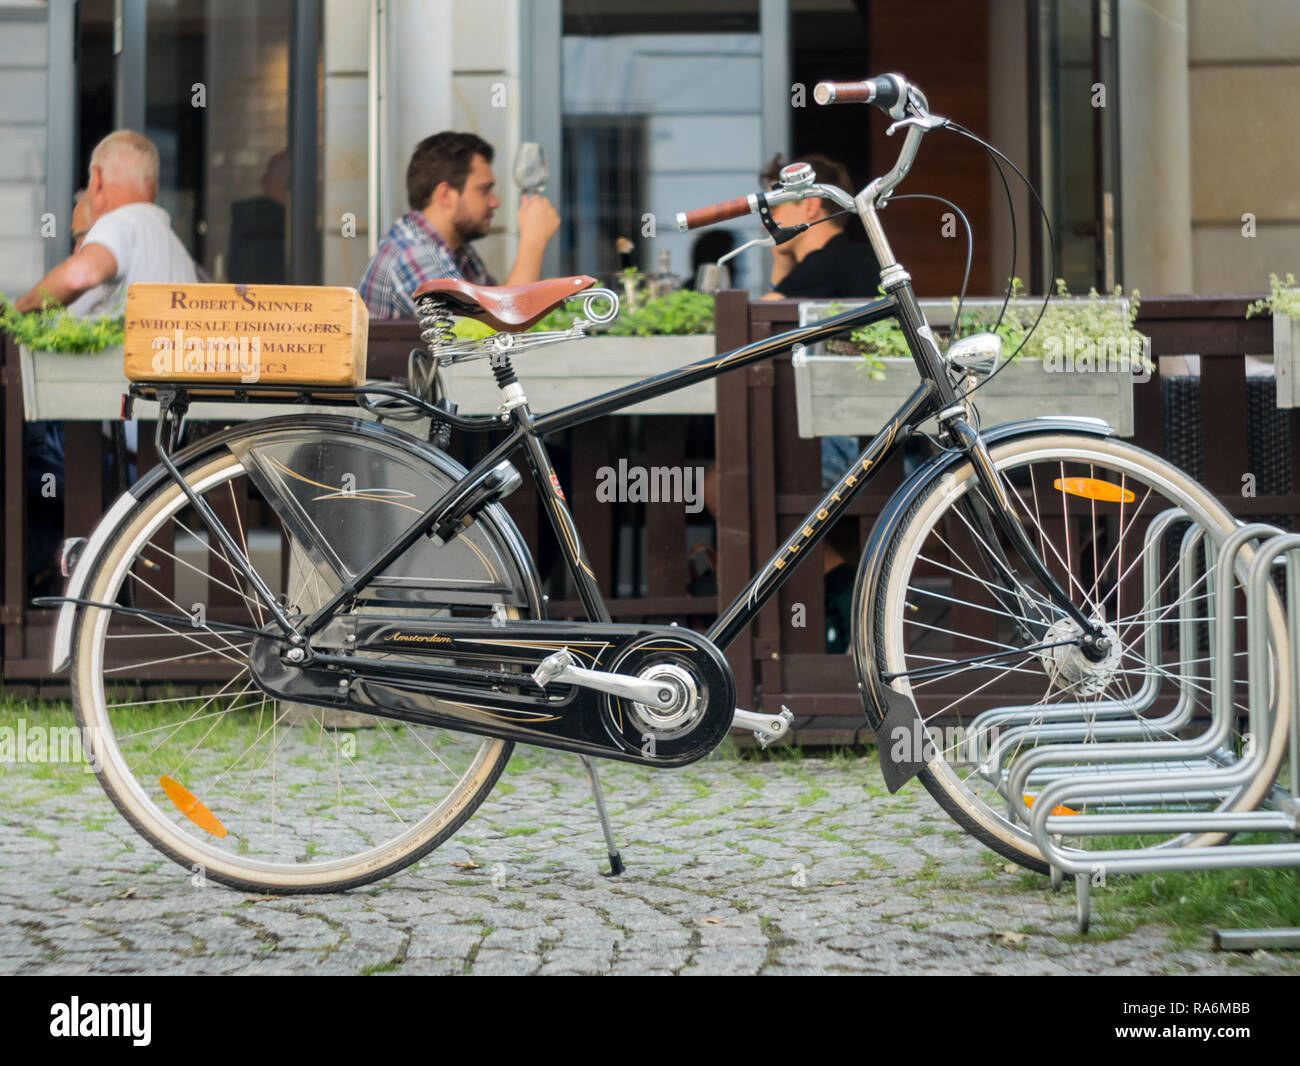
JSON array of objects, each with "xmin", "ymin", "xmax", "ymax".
[
  {"xmin": 96, "ymin": 0, "xmax": 318, "ymax": 284},
  {"xmin": 1033, "ymin": 0, "xmax": 1122, "ymax": 293}
]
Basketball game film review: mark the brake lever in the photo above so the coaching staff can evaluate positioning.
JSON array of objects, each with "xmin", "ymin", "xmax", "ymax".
[
  {"xmin": 886, "ymin": 113, "xmax": 949, "ymax": 137},
  {"xmin": 717, "ymin": 235, "xmax": 774, "ymax": 267}
]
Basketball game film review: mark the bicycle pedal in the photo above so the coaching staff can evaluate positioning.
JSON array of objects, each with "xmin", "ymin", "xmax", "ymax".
[{"xmin": 733, "ymin": 706, "xmax": 793, "ymax": 748}]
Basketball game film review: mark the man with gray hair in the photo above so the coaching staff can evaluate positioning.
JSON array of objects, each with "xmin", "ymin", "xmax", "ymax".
[
  {"xmin": 15, "ymin": 129, "xmax": 196, "ymax": 314},
  {"xmin": 18, "ymin": 131, "xmax": 198, "ymax": 598}
]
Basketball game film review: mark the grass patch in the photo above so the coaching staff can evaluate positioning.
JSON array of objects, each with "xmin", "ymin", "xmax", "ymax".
[{"xmin": 1092, "ymin": 858, "xmax": 1300, "ymax": 937}]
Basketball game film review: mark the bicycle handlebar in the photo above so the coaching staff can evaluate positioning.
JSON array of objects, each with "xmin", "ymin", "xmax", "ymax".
[{"xmin": 673, "ymin": 73, "xmax": 938, "ymax": 238}]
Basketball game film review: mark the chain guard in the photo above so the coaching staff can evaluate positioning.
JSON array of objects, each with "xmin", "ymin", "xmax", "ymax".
[{"xmin": 249, "ymin": 618, "xmax": 736, "ymax": 768}]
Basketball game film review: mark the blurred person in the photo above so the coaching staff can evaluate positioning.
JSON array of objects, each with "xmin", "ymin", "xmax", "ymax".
[
  {"xmin": 359, "ymin": 132, "xmax": 561, "ymax": 319},
  {"xmin": 228, "ymin": 150, "xmax": 288, "ymax": 284},
  {"xmin": 758, "ymin": 153, "xmax": 880, "ymax": 301},
  {"xmin": 19, "ymin": 132, "xmax": 197, "ymax": 594},
  {"xmin": 16, "ymin": 130, "xmax": 197, "ymax": 314}
]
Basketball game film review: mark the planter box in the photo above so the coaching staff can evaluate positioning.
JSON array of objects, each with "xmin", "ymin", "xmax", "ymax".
[
  {"xmin": 1273, "ymin": 310, "xmax": 1300, "ymax": 408},
  {"xmin": 792, "ymin": 298, "xmax": 1136, "ymax": 438},
  {"xmin": 21, "ymin": 335, "xmax": 717, "ymax": 421},
  {"xmin": 441, "ymin": 334, "xmax": 717, "ymax": 415},
  {"xmin": 20, "ymin": 345, "xmax": 129, "ymax": 421},
  {"xmin": 19, "ymin": 345, "xmax": 336, "ymax": 422}
]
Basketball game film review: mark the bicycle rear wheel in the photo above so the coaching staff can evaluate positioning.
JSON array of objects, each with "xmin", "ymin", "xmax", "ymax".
[
  {"xmin": 71, "ymin": 443, "xmax": 529, "ymax": 893},
  {"xmin": 868, "ymin": 432, "xmax": 1290, "ymax": 873}
]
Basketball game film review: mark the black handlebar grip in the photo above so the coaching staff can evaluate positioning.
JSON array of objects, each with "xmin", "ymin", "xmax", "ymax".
[{"xmin": 868, "ymin": 75, "xmax": 902, "ymax": 110}]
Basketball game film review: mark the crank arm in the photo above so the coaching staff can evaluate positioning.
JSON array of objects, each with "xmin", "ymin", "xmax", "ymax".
[
  {"xmin": 732, "ymin": 706, "xmax": 793, "ymax": 748},
  {"xmin": 532, "ymin": 648, "xmax": 677, "ymax": 710}
]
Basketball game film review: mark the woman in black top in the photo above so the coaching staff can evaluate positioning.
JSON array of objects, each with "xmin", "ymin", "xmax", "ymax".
[{"xmin": 759, "ymin": 153, "xmax": 882, "ymax": 300}]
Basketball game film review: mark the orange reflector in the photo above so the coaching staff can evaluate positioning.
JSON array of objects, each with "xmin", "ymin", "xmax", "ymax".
[
  {"xmin": 1023, "ymin": 794, "xmax": 1077, "ymax": 817},
  {"xmin": 1053, "ymin": 477, "xmax": 1135, "ymax": 504},
  {"xmin": 159, "ymin": 775, "xmax": 227, "ymax": 838}
]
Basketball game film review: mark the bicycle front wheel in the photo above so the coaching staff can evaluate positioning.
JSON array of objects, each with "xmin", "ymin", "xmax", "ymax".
[
  {"xmin": 868, "ymin": 432, "xmax": 1290, "ymax": 873},
  {"xmin": 71, "ymin": 445, "xmax": 525, "ymax": 893}
]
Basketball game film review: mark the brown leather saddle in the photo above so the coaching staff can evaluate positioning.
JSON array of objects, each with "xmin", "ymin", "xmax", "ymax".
[{"xmin": 413, "ymin": 275, "xmax": 597, "ymax": 332}]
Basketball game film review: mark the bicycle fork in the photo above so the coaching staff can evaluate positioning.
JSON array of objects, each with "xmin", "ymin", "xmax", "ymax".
[{"xmin": 945, "ymin": 416, "xmax": 1113, "ymax": 661}]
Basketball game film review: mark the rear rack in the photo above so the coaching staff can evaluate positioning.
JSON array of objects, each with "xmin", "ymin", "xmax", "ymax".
[{"xmin": 124, "ymin": 380, "xmax": 504, "ymax": 432}]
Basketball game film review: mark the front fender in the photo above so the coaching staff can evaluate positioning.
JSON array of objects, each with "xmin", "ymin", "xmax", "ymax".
[
  {"xmin": 48, "ymin": 414, "xmax": 544, "ymax": 672},
  {"xmin": 850, "ymin": 416, "xmax": 1116, "ymax": 790}
]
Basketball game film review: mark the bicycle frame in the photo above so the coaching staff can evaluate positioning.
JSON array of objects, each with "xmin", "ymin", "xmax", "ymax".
[
  {"xmin": 131, "ymin": 276, "xmax": 1095, "ymax": 674},
  {"xmin": 293, "ymin": 296, "xmax": 921, "ymax": 642}
]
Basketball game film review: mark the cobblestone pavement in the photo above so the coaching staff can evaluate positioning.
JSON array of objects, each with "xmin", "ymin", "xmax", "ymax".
[{"xmin": 3, "ymin": 741, "xmax": 1299, "ymax": 976}]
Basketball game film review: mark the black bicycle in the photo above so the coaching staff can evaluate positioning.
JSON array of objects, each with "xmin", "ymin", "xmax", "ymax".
[{"xmin": 43, "ymin": 74, "xmax": 1289, "ymax": 892}]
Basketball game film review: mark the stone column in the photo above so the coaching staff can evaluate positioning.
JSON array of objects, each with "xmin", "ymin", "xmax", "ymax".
[{"xmin": 1118, "ymin": 0, "xmax": 1194, "ymax": 294}]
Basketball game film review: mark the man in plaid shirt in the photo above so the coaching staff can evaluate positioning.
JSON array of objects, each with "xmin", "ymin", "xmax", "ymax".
[{"xmin": 359, "ymin": 131, "xmax": 560, "ymax": 319}]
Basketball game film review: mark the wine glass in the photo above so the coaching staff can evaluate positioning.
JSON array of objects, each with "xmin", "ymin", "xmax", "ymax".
[
  {"xmin": 514, "ymin": 142, "xmax": 549, "ymax": 196},
  {"xmin": 694, "ymin": 263, "xmax": 730, "ymax": 294}
]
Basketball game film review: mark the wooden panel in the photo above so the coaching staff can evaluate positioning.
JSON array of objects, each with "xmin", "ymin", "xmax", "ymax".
[
  {"xmin": 869, "ymin": 0, "xmax": 991, "ymax": 297},
  {"xmin": 645, "ymin": 418, "xmax": 688, "ymax": 599},
  {"xmin": 714, "ymin": 290, "xmax": 755, "ymax": 709},
  {"xmin": 570, "ymin": 420, "xmax": 614, "ymax": 594}
]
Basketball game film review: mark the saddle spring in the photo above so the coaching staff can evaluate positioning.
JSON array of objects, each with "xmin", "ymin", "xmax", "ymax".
[
  {"xmin": 411, "ymin": 294, "xmax": 459, "ymax": 449},
  {"xmin": 417, "ymin": 294, "xmax": 458, "ymax": 363}
]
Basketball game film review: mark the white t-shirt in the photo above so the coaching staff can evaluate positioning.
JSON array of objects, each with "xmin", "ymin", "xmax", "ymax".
[{"xmin": 68, "ymin": 202, "xmax": 197, "ymax": 318}]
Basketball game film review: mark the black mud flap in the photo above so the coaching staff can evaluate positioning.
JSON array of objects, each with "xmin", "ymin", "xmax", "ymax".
[{"xmin": 872, "ymin": 687, "xmax": 935, "ymax": 793}]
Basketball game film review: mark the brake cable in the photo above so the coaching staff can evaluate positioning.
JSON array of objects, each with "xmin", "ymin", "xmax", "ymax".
[
  {"xmin": 941, "ymin": 121, "xmax": 1058, "ymax": 399},
  {"xmin": 887, "ymin": 193, "xmax": 973, "ymax": 342}
]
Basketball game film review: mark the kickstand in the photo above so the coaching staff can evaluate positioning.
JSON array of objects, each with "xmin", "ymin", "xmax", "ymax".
[{"xmin": 579, "ymin": 755, "xmax": 625, "ymax": 876}]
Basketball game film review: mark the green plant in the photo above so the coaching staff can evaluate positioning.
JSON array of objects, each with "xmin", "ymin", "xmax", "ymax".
[
  {"xmin": 1247, "ymin": 272, "xmax": 1300, "ymax": 320},
  {"xmin": 606, "ymin": 289, "xmax": 713, "ymax": 337},
  {"xmin": 828, "ymin": 278, "xmax": 1148, "ymax": 378},
  {"xmin": 0, "ymin": 294, "xmax": 125, "ymax": 354},
  {"xmin": 452, "ymin": 285, "xmax": 713, "ymax": 341}
]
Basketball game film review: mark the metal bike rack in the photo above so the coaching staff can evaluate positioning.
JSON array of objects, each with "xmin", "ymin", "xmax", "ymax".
[
  {"xmin": 1002, "ymin": 522, "xmax": 1246, "ymax": 825},
  {"xmin": 968, "ymin": 509, "xmax": 1198, "ymax": 763},
  {"xmin": 1019, "ymin": 523, "xmax": 1300, "ymax": 936},
  {"xmin": 974, "ymin": 511, "xmax": 1240, "ymax": 820}
]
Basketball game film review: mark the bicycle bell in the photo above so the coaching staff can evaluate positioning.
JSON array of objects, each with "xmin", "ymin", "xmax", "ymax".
[{"xmin": 778, "ymin": 162, "xmax": 815, "ymax": 189}]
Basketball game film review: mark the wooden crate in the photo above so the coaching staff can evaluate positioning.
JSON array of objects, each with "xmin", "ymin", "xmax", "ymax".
[{"xmin": 123, "ymin": 283, "xmax": 368, "ymax": 386}]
